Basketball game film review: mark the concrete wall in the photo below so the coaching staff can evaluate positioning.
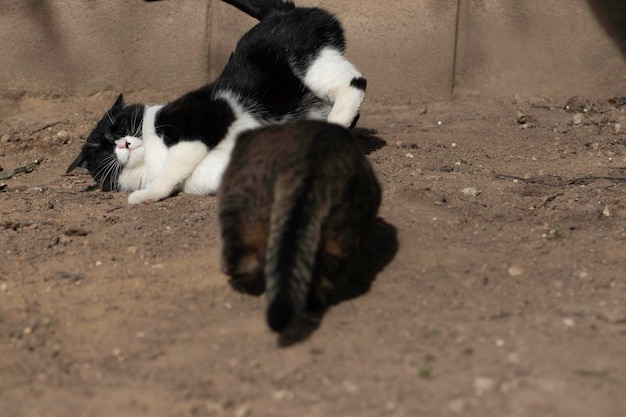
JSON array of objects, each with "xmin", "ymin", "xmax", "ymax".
[
  {"xmin": 1, "ymin": 0, "xmax": 625, "ymax": 103},
  {"xmin": 455, "ymin": 0, "xmax": 626, "ymax": 99},
  {"xmin": 0, "ymin": 0, "xmax": 209, "ymax": 98}
]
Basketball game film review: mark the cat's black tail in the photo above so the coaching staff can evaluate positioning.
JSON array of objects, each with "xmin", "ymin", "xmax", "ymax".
[
  {"xmin": 221, "ymin": 0, "xmax": 295, "ymax": 21},
  {"xmin": 264, "ymin": 172, "xmax": 327, "ymax": 332}
]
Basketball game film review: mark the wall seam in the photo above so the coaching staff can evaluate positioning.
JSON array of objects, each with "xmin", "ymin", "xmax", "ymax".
[
  {"xmin": 205, "ymin": 0, "xmax": 215, "ymax": 82},
  {"xmin": 451, "ymin": 0, "xmax": 462, "ymax": 99}
]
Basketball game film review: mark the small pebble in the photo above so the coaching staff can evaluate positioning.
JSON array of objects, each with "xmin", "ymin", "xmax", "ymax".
[
  {"xmin": 506, "ymin": 351, "xmax": 521, "ymax": 365},
  {"xmin": 0, "ymin": 283, "xmax": 8, "ymax": 292},
  {"xmin": 342, "ymin": 380, "xmax": 359, "ymax": 394},
  {"xmin": 563, "ymin": 318, "xmax": 575, "ymax": 327},
  {"xmin": 204, "ymin": 400, "xmax": 224, "ymax": 414},
  {"xmin": 572, "ymin": 113, "xmax": 584, "ymax": 125},
  {"xmin": 126, "ymin": 246, "xmax": 137, "ymax": 254},
  {"xmin": 234, "ymin": 403, "xmax": 251, "ymax": 417},
  {"xmin": 59, "ymin": 235, "xmax": 72, "ymax": 244},
  {"xmin": 474, "ymin": 376, "xmax": 496, "ymax": 396},
  {"xmin": 449, "ymin": 399, "xmax": 466, "ymax": 414},
  {"xmin": 56, "ymin": 130, "xmax": 69, "ymax": 141},
  {"xmin": 508, "ymin": 265, "xmax": 524, "ymax": 277},
  {"xmin": 405, "ymin": 153, "xmax": 415, "ymax": 159},
  {"xmin": 575, "ymin": 271, "xmax": 589, "ymax": 280},
  {"xmin": 461, "ymin": 187, "xmax": 480, "ymax": 197},
  {"xmin": 272, "ymin": 390, "xmax": 293, "ymax": 401}
]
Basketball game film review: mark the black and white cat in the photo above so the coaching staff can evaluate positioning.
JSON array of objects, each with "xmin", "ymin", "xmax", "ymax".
[{"xmin": 67, "ymin": 0, "xmax": 367, "ymax": 205}]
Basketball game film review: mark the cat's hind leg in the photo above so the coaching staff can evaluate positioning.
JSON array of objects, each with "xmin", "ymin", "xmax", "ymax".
[
  {"xmin": 303, "ymin": 47, "xmax": 366, "ymax": 128},
  {"xmin": 219, "ymin": 199, "xmax": 268, "ymax": 296}
]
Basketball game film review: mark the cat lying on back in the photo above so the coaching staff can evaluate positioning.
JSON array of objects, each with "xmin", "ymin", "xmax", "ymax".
[
  {"xmin": 66, "ymin": 0, "xmax": 366, "ymax": 204},
  {"xmin": 218, "ymin": 120, "xmax": 381, "ymax": 332}
]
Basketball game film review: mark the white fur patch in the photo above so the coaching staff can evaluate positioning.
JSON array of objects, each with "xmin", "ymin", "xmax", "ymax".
[
  {"xmin": 184, "ymin": 92, "xmax": 261, "ymax": 195},
  {"xmin": 114, "ymin": 135, "xmax": 144, "ymax": 167},
  {"xmin": 142, "ymin": 105, "xmax": 168, "ymax": 179},
  {"xmin": 118, "ymin": 105, "xmax": 164, "ymax": 192},
  {"xmin": 129, "ymin": 140, "xmax": 209, "ymax": 204},
  {"xmin": 303, "ymin": 47, "xmax": 364, "ymax": 127},
  {"xmin": 128, "ymin": 105, "xmax": 212, "ymax": 204}
]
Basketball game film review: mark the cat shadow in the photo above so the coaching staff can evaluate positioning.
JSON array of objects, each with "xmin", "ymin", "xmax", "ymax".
[
  {"xmin": 278, "ymin": 217, "xmax": 399, "ymax": 347},
  {"xmin": 352, "ymin": 128, "xmax": 387, "ymax": 155}
]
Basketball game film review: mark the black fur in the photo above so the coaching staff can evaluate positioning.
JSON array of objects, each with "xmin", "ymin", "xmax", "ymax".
[
  {"xmin": 154, "ymin": 86, "xmax": 235, "ymax": 148},
  {"xmin": 350, "ymin": 77, "xmax": 367, "ymax": 91},
  {"xmin": 212, "ymin": 5, "xmax": 346, "ymax": 120},
  {"xmin": 66, "ymin": 94, "xmax": 144, "ymax": 191},
  {"xmin": 221, "ymin": 0, "xmax": 295, "ymax": 20}
]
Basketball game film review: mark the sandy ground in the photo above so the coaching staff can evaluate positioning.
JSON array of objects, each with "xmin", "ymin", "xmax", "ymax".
[{"xmin": 1, "ymin": 93, "xmax": 626, "ymax": 417}]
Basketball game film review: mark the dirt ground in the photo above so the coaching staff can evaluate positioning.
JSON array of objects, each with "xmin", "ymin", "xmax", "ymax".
[{"xmin": 1, "ymin": 92, "xmax": 625, "ymax": 417}]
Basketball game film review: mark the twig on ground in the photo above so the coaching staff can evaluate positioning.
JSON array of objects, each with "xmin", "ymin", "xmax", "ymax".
[
  {"xmin": 30, "ymin": 121, "xmax": 63, "ymax": 135},
  {"xmin": 0, "ymin": 159, "xmax": 42, "ymax": 180},
  {"xmin": 494, "ymin": 173, "xmax": 626, "ymax": 187}
]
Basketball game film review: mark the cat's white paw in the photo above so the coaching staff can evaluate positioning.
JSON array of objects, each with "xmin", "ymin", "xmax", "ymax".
[{"xmin": 128, "ymin": 189, "xmax": 158, "ymax": 205}]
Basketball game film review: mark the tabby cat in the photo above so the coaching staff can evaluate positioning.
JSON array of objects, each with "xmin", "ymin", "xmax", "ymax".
[{"xmin": 218, "ymin": 121, "xmax": 381, "ymax": 332}]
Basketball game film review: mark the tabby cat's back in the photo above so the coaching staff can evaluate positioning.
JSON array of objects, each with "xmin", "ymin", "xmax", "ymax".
[{"xmin": 218, "ymin": 121, "xmax": 381, "ymax": 332}]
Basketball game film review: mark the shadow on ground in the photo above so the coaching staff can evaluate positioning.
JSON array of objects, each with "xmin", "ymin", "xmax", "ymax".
[
  {"xmin": 278, "ymin": 217, "xmax": 399, "ymax": 347},
  {"xmin": 353, "ymin": 128, "xmax": 387, "ymax": 155}
]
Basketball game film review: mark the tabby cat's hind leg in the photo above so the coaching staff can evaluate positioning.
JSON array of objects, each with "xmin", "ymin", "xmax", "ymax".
[
  {"xmin": 303, "ymin": 47, "xmax": 366, "ymax": 128},
  {"xmin": 219, "ymin": 201, "xmax": 267, "ymax": 296}
]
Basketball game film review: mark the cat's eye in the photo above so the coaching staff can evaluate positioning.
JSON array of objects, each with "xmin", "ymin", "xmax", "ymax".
[{"xmin": 113, "ymin": 124, "xmax": 127, "ymax": 136}]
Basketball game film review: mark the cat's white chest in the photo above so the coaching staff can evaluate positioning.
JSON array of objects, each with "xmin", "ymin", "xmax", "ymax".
[
  {"xmin": 142, "ymin": 105, "xmax": 169, "ymax": 183},
  {"xmin": 183, "ymin": 102, "xmax": 261, "ymax": 195}
]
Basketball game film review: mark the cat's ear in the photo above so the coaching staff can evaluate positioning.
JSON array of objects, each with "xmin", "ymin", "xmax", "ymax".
[
  {"xmin": 66, "ymin": 150, "xmax": 88, "ymax": 174},
  {"xmin": 111, "ymin": 93, "xmax": 124, "ymax": 112}
]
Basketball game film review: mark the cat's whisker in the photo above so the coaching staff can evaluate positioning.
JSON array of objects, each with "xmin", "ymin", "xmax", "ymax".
[
  {"xmin": 154, "ymin": 123, "xmax": 175, "ymax": 130},
  {"xmin": 105, "ymin": 110, "xmax": 115, "ymax": 125},
  {"xmin": 109, "ymin": 163, "xmax": 121, "ymax": 191},
  {"xmin": 83, "ymin": 140, "xmax": 104, "ymax": 149},
  {"xmin": 102, "ymin": 158, "xmax": 121, "ymax": 191},
  {"xmin": 131, "ymin": 110, "xmax": 142, "ymax": 138}
]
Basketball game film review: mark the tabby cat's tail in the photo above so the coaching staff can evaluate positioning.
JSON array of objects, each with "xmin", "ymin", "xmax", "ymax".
[
  {"xmin": 221, "ymin": 0, "xmax": 295, "ymax": 21},
  {"xmin": 264, "ymin": 174, "xmax": 328, "ymax": 332}
]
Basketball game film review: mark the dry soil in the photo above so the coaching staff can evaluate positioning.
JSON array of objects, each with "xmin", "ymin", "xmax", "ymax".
[{"xmin": 1, "ymin": 93, "xmax": 625, "ymax": 417}]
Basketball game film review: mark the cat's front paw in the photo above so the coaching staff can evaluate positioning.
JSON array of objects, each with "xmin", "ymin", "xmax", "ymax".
[{"xmin": 128, "ymin": 189, "xmax": 158, "ymax": 205}]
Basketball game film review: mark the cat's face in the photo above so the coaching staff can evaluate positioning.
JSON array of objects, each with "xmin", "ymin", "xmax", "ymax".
[{"xmin": 67, "ymin": 94, "xmax": 145, "ymax": 191}]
